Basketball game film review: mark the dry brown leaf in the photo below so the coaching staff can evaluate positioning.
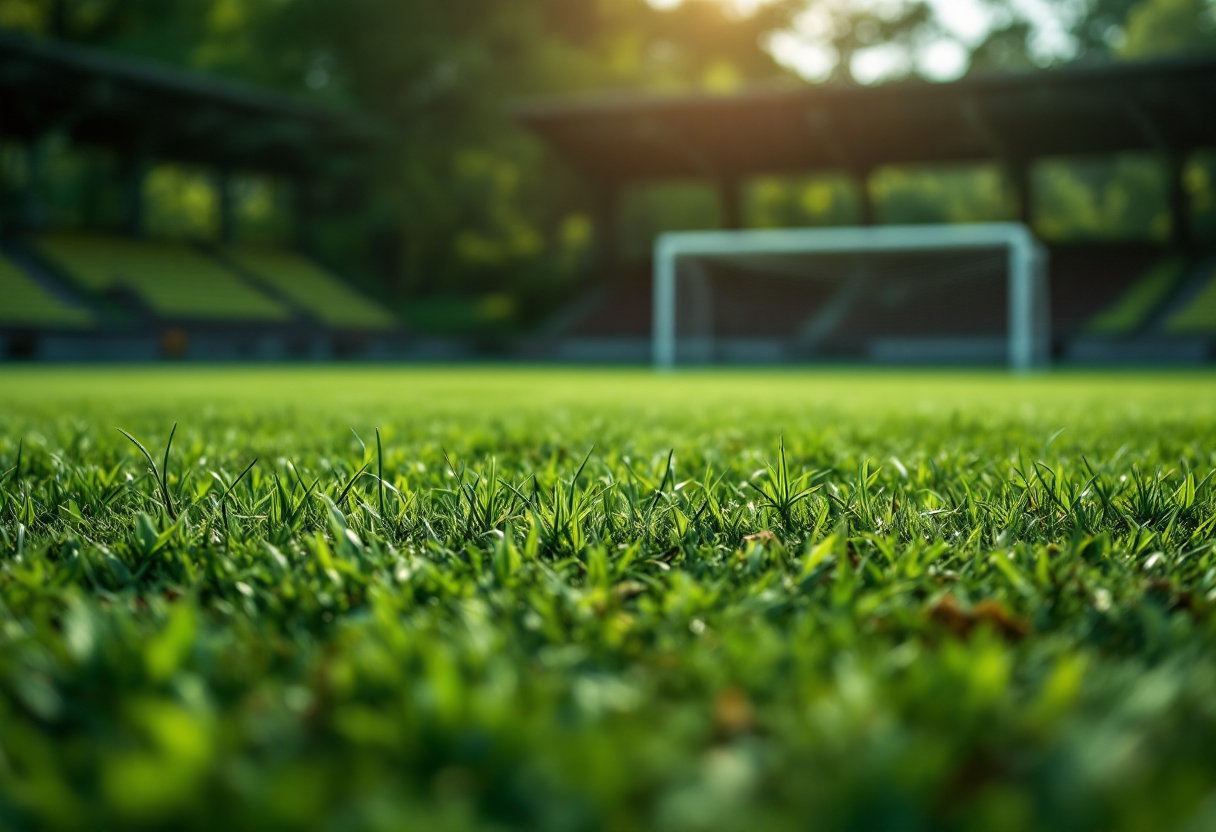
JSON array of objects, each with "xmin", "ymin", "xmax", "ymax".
[{"xmin": 928, "ymin": 595, "xmax": 1029, "ymax": 641}]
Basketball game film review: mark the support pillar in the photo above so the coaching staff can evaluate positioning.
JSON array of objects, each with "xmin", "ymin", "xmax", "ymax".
[
  {"xmin": 590, "ymin": 181, "xmax": 621, "ymax": 281},
  {"xmin": 718, "ymin": 176, "xmax": 743, "ymax": 230},
  {"xmin": 854, "ymin": 169, "xmax": 875, "ymax": 226},
  {"xmin": 217, "ymin": 170, "xmax": 236, "ymax": 245},
  {"xmin": 22, "ymin": 141, "xmax": 47, "ymax": 232},
  {"xmin": 1166, "ymin": 151, "xmax": 1193, "ymax": 251},
  {"xmin": 1008, "ymin": 158, "xmax": 1034, "ymax": 229},
  {"xmin": 293, "ymin": 175, "xmax": 315, "ymax": 254},
  {"xmin": 120, "ymin": 151, "xmax": 148, "ymax": 238}
]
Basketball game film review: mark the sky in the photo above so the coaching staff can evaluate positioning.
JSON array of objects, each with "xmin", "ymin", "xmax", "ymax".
[{"xmin": 647, "ymin": 0, "xmax": 1080, "ymax": 83}]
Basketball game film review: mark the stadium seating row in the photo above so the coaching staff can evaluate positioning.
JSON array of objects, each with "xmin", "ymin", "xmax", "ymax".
[
  {"xmin": 1, "ymin": 234, "xmax": 397, "ymax": 331},
  {"xmin": 0, "ymin": 253, "xmax": 93, "ymax": 329},
  {"xmin": 1089, "ymin": 255, "xmax": 1216, "ymax": 335},
  {"xmin": 1086, "ymin": 257, "xmax": 1187, "ymax": 335},
  {"xmin": 5, "ymin": 233, "xmax": 1214, "ymax": 345},
  {"xmin": 38, "ymin": 234, "xmax": 291, "ymax": 322},
  {"xmin": 564, "ymin": 247, "xmax": 1216, "ymax": 350},
  {"xmin": 225, "ymin": 248, "xmax": 397, "ymax": 330},
  {"xmin": 1168, "ymin": 262, "xmax": 1216, "ymax": 334}
]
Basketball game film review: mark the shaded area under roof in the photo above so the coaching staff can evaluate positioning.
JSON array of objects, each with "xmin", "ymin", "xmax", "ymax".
[
  {"xmin": 0, "ymin": 32, "xmax": 385, "ymax": 175},
  {"xmin": 517, "ymin": 56, "xmax": 1216, "ymax": 184}
]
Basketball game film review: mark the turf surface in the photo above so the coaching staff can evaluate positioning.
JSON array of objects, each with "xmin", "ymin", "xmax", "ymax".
[{"xmin": 2, "ymin": 367, "xmax": 1216, "ymax": 831}]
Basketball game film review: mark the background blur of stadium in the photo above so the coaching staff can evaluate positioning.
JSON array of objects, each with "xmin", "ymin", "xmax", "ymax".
[{"xmin": 1, "ymin": 0, "xmax": 1214, "ymax": 365}]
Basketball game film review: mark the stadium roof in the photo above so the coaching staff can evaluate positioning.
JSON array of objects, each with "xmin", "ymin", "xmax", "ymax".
[
  {"xmin": 0, "ymin": 31, "xmax": 385, "ymax": 175},
  {"xmin": 517, "ymin": 55, "xmax": 1216, "ymax": 184}
]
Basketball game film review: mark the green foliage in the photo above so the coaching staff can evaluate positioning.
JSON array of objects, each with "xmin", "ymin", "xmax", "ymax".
[
  {"xmin": 1120, "ymin": 0, "xmax": 1216, "ymax": 59},
  {"xmin": 1035, "ymin": 155, "xmax": 1173, "ymax": 242},
  {"xmin": 747, "ymin": 174, "xmax": 861, "ymax": 229},
  {"xmin": 143, "ymin": 166, "xmax": 219, "ymax": 242},
  {"xmin": 3, "ymin": 0, "xmax": 1216, "ymax": 320},
  {"xmin": 871, "ymin": 165, "xmax": 1013, "ymax": 225},
  {"xmin": 0, "ymin": 1, "xmax": 801, "ymax": 305},
  {"xmin": 1, "ymin": 368, "xmax": 1216, "ymax": 829},
  {"xmin": 621, "ymin": 182, "xmax": 725, "ymax": 261}
]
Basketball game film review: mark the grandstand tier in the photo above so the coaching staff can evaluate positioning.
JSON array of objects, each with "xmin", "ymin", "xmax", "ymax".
[
  {"xmin": 1041, "ymin": 245, "xmax": 1169, "ymax": 337},
  {"xmin": 36, "ymin": 234, "xmax": 292, "ymax": 323},
  {"xmin": 1087, "ymin": 256, "xmax": 1188, "ymax": 336},
  {"xmin": 1167, "ymin": 261, "xmax": 1216, "ymax": 334},
  {"xmin": 551, "ymin": 243, "xmax": 1216, "ymax": 362},
  {"xmin": 0, "ymin": 253, "xmax": 93, "ymax": 329},
  {"xmin": 225, "ymin": 247, "xmax": 397, "ymax": 331}
]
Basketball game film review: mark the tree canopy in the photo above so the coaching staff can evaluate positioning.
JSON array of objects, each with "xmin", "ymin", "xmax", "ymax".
[{"xmin": 1, "ymin": 0, "xmax": 1214, "ymax": 322}]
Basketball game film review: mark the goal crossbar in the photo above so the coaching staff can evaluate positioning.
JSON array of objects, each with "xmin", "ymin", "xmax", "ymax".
[{"xmin": 653, "ymin": 223, "xmax": 1050, "ymax": 371}]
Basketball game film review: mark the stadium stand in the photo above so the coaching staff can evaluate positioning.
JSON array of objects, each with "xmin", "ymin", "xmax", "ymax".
[
  {"xmin": 36, "ymin": 234, "xmax": 291, "ymax": 323},
  {"xmin": 827, "ymin": 263, "xmax": 1008, "ymax": 360},
  {"xmin": 1087, "ymin": 256, "xmax": 1188, "ymax": 336},
  {"xmin": 566, "ymin": 265, "xmax": 652, "ymax": 339},
  {"xmin": 224, "ymin": 247, "xmax": 397, "ymax": 330},
  {"xmin": 1167, "ymin": 260, "xmax": 1216, "ymax": 334},
  {"xmin": 552, "ymin": 244, "xmax": 1191, "ymax": 358},
  {"xmin": 522, "ymin": 56, "xmax": 1216, "ymax": 364},
  {"xmin": 0, "ymin": 252, "xmax": 93, "ymax": 329},
  {"xmin": 1035, "ymin": 245, "xmax": 1166, "ymax": 339}
]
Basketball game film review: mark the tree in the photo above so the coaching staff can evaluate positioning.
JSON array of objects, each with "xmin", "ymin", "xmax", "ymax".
[
  {"xmin": 4, "ymin": 0, "xmax": 1213, "ymax": 313},
  {"xmin": 1120, "ymin": 0, "xmax": 1216, "ymax": 58}
]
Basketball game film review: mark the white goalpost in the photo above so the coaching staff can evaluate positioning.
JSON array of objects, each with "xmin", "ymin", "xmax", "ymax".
[{"xmin": 653, "ymin": 222, "xmax": 1050, "ymax": 372}]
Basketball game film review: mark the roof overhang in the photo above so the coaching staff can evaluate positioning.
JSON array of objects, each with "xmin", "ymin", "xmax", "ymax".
[
  {"xmin": 516, "ymin": 55, "xmax": 1216, "ymax": 184},
  {"xmin": 0, "ymin": 32, "xmax": 387, "ymax": 175}
]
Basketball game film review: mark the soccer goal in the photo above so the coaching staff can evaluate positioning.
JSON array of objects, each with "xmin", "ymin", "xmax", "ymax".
[{"xmin": 653, "ymin": 223, "xmax": 1050, "ymax": 371}]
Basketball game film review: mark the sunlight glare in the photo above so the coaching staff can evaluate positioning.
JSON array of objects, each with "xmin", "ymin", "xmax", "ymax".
[{"xmin": 646, "ymin": 0, "xmax": 1076, "ymax": 84}]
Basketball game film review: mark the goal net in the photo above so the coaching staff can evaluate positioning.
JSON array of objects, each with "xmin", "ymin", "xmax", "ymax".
[{"xmin": 653, "ymin": 223, "xmax": 1050, "ymax": 370}]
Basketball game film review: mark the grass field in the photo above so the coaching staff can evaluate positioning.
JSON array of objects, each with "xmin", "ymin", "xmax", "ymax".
[{"xmin": 3, "ymin": 367, "xmax": 1216, "ymax": 831}]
